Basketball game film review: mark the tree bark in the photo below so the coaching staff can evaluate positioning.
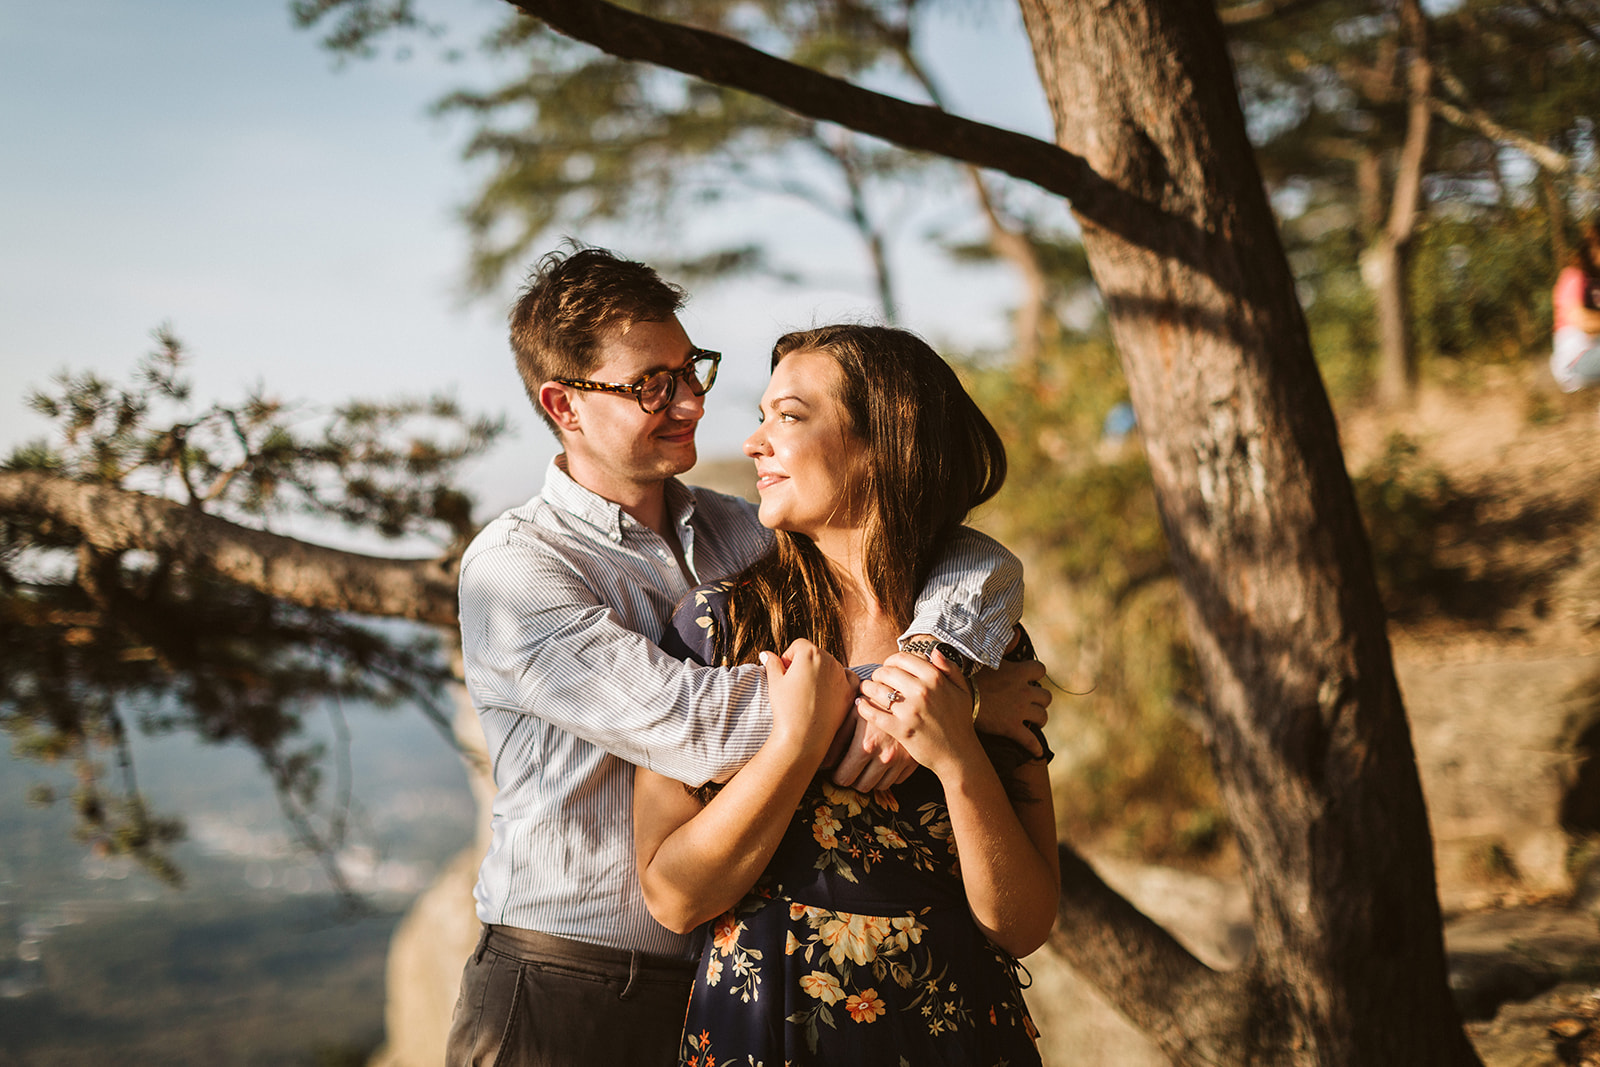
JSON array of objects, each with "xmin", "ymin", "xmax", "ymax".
[
  {"xmin": 1016, "ymin": 1, "xmax": 1476, "ymax": 1062},
  {"xmin": 0, "ymin": 470, "xmax": 459, "ymax": 626}
]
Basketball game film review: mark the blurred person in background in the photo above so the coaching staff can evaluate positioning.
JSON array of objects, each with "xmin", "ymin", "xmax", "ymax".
[{"xmin": 1550, "ymin": 222, "xmax": 1600, "ymax": 393}]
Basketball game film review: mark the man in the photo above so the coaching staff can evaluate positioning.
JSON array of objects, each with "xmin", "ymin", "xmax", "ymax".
[{"xmin": 446, "ymin": 247, "xmax": 1047, "ymax": 1066}]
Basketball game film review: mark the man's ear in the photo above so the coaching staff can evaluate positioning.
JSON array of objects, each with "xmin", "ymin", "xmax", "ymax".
[{"xmin": 539, "ymin": 381, "xmax": 582, "ymax": 434}]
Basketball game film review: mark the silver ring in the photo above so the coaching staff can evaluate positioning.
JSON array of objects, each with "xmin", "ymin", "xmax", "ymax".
[{"xmin": 886, "ymin": 687, "xmax": 903, "ymax": 705}]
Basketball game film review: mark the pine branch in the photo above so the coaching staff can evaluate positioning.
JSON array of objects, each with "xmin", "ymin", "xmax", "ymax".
[
  {"xmin": 497, "ymin": 0, "xmax": 1164, "ymax": 249},
  {"xmin": 1523, "ymin": 0, "xmax": 1600, "ymax": 49},
  {"xmin": 1429, "ymin": 64, "xmax": 1599, "ymax": 192},
  {"xmin": 0, "ymin": 470, "xmax": 460, "ymax": 626}
]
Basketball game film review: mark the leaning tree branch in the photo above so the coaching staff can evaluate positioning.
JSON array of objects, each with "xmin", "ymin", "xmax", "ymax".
[
  {"xmin": 499, "ymin": 0, "xmax": 1161, "ymax": 249},
  {"xmin": 1051, "ymin": 845, "xmax": 1265, "ymax": 1062},
  {"xmin": 1217, "ymin": 0, "xmax": 1324, "ymax": 25},
  {"xmin": 0, "ymin": 470, "xmax": 460, "ymax": 626},
  {"xmin": 1429, "ymin": 64, "xmax": 1599, "ymax": 192}
]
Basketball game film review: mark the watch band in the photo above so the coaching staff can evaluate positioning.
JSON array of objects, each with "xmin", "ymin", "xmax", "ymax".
[{"xmin": 900, "ymin": 638, "xmax": 976, "ymax": 677}]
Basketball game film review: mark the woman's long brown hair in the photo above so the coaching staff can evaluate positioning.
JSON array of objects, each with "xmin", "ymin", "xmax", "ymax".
[{"xmin": 717, "ymin": 325, "xmax": 1006, "ymax": 667}]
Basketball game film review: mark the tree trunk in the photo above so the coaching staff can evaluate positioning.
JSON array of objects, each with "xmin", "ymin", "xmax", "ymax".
[
  {"xmin": 1016, "ymin": 1, "xmax": 1476, "ymax": 1063},
  {"xmin": 1542, "ymin": 167, "xmax": 1569, "ymax": 270},
  {"xmin": 1363, "ymin": 235, "xmax": 1415, "ymax": 409},
  {"xmin": 1369, "ymin": 0, "xmax": 1432, "ymax": 409}
]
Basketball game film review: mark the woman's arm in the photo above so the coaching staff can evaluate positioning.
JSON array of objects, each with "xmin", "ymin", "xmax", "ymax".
[
  {"xmin": 858, "ymin": 651, "xmax": 1060, "ymax": 958},
  {"xmin": 635, "ymin": 641, "xmax": 857, "ymax": 934}
]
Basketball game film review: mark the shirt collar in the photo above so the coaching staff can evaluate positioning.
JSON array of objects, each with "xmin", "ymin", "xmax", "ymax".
[{"xmin": 539, "ymin": 455, "xmax": 697, "ymax": 542}]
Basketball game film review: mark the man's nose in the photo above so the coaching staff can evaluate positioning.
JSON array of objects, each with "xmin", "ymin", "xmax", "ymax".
[{"xmin": 666, "ymin": 374, "xmax": 705, "ymax": 418}]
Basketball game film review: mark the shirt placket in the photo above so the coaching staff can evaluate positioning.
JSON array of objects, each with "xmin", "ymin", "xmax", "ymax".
[{"xmin": 623, "ymin": 518, "xmax": 693, "ymax": 597}]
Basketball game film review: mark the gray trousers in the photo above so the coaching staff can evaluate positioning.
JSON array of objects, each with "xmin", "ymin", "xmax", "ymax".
[{"xmin": 445, "ymin": 924, "xmax": 697, "ymax": 1067}]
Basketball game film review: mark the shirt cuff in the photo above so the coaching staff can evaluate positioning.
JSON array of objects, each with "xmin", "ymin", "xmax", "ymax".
[{"xmin": 899, "ymin": 600, "xmax": 1009, "ymax": 669}]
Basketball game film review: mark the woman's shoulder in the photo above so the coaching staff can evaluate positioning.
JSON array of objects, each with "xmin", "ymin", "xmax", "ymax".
[
  {"xmin": 664, "ymin": 578, "xmax": 739, "ymax": 666},
  {"xmin": 676, "ymin": 578, "xmax": 738, "ymax": 629}
]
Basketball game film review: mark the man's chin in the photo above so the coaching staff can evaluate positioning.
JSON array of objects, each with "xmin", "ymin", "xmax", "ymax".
[{"xmin": 663, "ymin": 443, "xmax": 697, "ymax": 476}]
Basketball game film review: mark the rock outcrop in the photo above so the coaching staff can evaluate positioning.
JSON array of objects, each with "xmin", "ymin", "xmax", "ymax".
[{"xmin": 369, "ymin": 687, "xmax": 493, "ymax": 1067}]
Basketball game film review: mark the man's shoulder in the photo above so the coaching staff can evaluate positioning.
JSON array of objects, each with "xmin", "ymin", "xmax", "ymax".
[
  {"xmin": 682, "ymin": 481, "xmax": 759, "ymax": 526},
  {"xmin": 459, "ymin": 495, "xmax": 597, "ymax": 577}
]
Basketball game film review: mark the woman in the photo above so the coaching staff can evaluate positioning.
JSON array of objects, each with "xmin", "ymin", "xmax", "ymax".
[
  {"xmin": 633, "ymin": 325, "xmax": 1058, "ymax": 1067},
  {"xmin": 1551, "ymin": 221, "xmax": 1600, "ymax": 392}
]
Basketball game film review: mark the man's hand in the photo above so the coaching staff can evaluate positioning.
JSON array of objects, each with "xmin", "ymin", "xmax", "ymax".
[
  {"xmin": 825, "ymin": 669, "xmax": 922, "ymax": 791},
  {"xmin": 975, "ymin": 655, "xmax": 1051, "ymax": 757}
]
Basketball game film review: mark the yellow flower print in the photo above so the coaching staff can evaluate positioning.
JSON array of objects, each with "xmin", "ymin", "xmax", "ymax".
[
  {"xmin": 845, "ymin": 988, "xmax": 887, "ymax": 1023},
  {"xmin": 811, "ymin": 809, "xmax": 842, "ymax": 849},
  {"xmin": 886, "ymin": 915, "xmax": 925, "ymax": 953},
  {"xmin": 818, "ymin": 912, "xmax": 894, "ymax": 966},
  {"xmin": 785, "ymin": 931, "xmax": 801, "ymax": 956},
  {"xmin": 873, "ymin": 825, "xmax": 907, "ymax": 849},
  {"xmin": 872, "ymin": 787, "xmax": 899, "ymax": 812},
  {"xmin": 705, "ymin": 954, "xmax": 723, "ymax": 986},
  {"xmin": 799, "ymin": 970, "xmax": 847, "ymax": 1005},
  {"xmin": 789, "ymin": 901, "xmax": 824, "ymax": 922},
  {"xmin": 820, "ymin": 782, "xmax": 866, "ymax": 816},
  {"xmin": 712, "ymin": 914, "xmax": 744, "ymax": 956}
]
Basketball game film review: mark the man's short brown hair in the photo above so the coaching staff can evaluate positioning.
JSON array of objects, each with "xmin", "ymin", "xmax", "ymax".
[{"xmin": 509, "ymin": 247, "xmax": 687, "ymax": 433}]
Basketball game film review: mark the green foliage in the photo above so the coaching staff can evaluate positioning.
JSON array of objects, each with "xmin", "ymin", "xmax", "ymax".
[
  {"xmin": 1349, "ymin": 432, "xmax": 1463, "ymax": 616},
  {"xmin": 1229, "ymin": 0, "xmax": 1600, "ymax": 397},
  {"xmin": 967, "ymin": 335, "xmax": 1223, "ymax": 864},
  {"xmin": 1410, "ymin": 208, "xmax": 1557, "ymax": 366},
  {"xmin": 10, "ymin": 327, "xmax": 502, "ymax": 544},
  {"xmin": 292, "ymin": 0, "xmax": 1053, "ymax": 313},
  {"xmin": 1, "ymin": 330, "xmax": 504, "ymax": 894},
  {"xmin": 1295, "ymin": 224, "xmax": 1377, "ymax": 400}
]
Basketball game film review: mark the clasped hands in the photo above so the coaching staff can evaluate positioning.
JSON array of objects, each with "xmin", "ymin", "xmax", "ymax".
[{"xmin": 765, "ymin": 630, "xmax": 1051, "ymax": 793}]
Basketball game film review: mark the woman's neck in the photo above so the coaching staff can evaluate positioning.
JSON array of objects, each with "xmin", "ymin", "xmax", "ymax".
[{"xmin": 816, "ymin": 530, "xmax": 901, "ymax": 665}]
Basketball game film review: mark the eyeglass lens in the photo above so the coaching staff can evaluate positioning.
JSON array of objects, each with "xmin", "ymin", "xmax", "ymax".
[{"xmin": 640, "ymin": 354, "xmax": 718, "ymax": 411}]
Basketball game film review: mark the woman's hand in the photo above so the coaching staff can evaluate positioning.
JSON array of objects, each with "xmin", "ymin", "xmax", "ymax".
[
  {"xmin": 764, "ymin": 639, "xmax": 857, "ymax": 758},
  {"xmin": 856, "ymin": 650, "xmax": 982, "ymax": 780}
]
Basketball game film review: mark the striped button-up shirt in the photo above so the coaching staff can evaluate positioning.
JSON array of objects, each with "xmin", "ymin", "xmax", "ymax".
[{"xmin": 459, "ymin": 458, "xmax": 1021, "ymax": 956}]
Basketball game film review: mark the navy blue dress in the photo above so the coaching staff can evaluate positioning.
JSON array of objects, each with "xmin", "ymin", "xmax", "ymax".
[{"xmin": 660, "ymin": 580, "xmax": 1044, "ymax": 1067}]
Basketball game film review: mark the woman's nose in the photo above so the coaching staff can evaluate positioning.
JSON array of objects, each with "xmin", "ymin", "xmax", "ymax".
[{"xmin": 743, "ymin": 424, "xmax": 769, "ymax": 457}]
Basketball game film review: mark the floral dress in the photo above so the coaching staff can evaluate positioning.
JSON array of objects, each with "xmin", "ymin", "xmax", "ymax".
[{"xmin": 660, "ymin": 581, "xmax": 1044, "ymax": 1067}]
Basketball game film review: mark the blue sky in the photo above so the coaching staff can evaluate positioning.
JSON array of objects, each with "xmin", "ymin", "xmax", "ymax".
[{"xmin": 1, "ymin": 0, "xmax": 1057, "ymax": 524}]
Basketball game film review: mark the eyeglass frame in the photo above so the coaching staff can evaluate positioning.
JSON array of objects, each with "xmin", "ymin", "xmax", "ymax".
[{"xmin": 552, "ymin": 348, "xmax": 721, "ymax": 414}]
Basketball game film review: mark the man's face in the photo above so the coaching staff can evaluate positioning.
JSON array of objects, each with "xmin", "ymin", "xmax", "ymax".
[{"xmin": 559, "ymin": 316, "xmax": 706, "ymax": 495}]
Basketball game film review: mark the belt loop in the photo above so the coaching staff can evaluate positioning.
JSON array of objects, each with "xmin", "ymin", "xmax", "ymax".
[
  {"xmin": 473, "ymin": 924, "xmax": 492, "ymax": 965},
  {"xmin": 620, "ymin": 950, "xmax": 641, "ymax": 999}
]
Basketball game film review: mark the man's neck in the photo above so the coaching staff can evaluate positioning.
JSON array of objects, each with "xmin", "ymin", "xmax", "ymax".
[{"xmin": 559, "ymin": 452, "xmax": 673, "ymax": 541}]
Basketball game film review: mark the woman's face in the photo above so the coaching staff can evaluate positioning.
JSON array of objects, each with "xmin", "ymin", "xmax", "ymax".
[{"xmin": 743, "ymin": 348, "xmax": 867, "ymax": 538}]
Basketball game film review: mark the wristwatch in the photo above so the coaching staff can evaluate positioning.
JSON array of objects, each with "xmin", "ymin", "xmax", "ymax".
[{"xmin": 900, "ymin": 638, "xmax": 976, "ymax": 677}]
